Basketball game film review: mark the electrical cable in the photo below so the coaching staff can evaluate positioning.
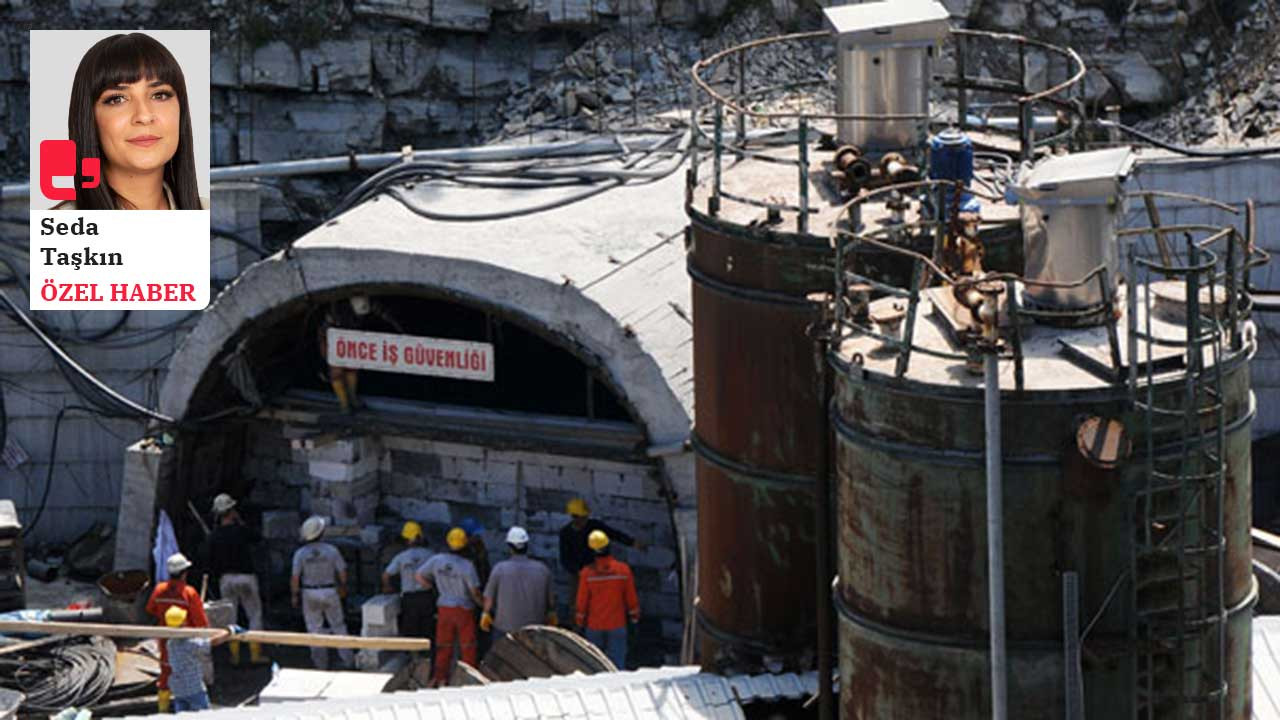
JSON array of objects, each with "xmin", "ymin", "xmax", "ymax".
[
  {"xmin": 1093, "ymin": 119, "xmax": 1280, "ymax": 158},
  {"xmin": 0, "ymin": 635, "xmax": 116, "ymax": 712},
  {"xmin": 19, "ymin": 404, "xmax": 94, "ymax": 538},
  {"xmin": 0, "ymin": 289, "xmax": 174, "ymax": 424},
  {"xmin": 367, "ymin": 130, "xmax": 690, "ymax": 223},
  {"xmin": 212, "ymin": 226, "xmax": 269, "ymax": 257}
]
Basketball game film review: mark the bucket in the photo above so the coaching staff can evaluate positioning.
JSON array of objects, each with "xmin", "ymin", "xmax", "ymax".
[{"xmin": 98, "ymin": 570, "xmax": 151, "ymax": 625}]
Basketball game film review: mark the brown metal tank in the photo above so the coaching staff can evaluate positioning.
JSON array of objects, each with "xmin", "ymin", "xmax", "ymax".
[
  {"xmin": 830, "ymin": 285, "xmax": 1256, "ymax": 718},
  {"xmin": 687, "ymin": 214, "xmax": 831, "ymax": 671}
]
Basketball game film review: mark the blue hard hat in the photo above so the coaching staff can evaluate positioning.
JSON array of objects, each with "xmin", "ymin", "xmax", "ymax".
[{"xmin": 460, "ymin": 517, "xmax": 483, "ymax": 536}]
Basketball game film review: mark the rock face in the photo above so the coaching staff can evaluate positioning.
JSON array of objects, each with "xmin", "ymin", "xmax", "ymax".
[{"xmin": 0, "ymin": 0, "xmax": 1269, "ymax": 182}]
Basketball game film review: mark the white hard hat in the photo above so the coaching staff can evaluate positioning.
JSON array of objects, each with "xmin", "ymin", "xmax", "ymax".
[
  {"xmin": 211, "ymin": 493, "xmax": 236, "ymax": 515},
  {"xmin": 166, "ymin": 552, "xmax": 193, "ymax": 575},
  {"xmin": 349, "ymin": 295, "xmax": 371, "ymax": 316},
  {"xmin": 300, "ymin": 515, "xmax": 327, "ymax": 542},
  {"xmin": 506, "ymin": 526, "xmax": 530, "ymax": 546}
]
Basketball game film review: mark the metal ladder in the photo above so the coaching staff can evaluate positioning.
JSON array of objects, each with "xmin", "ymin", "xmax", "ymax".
[{"xmin": 1129, "ymin": 238, "xmax": 1228, "ymax": 720}]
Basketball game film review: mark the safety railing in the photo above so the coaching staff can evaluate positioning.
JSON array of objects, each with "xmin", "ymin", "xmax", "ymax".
[
  {"xmin": 687, "ymin": 28, "xmax": 1087, "ymax": 235},
  {"xmin": 828, "ymin": 183, "xmax": 1266, "ymax": 391}
]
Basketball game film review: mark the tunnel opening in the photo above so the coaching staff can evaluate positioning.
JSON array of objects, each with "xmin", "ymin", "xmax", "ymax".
[{"xmin": 148, "ymin": 288, "xmax": 685, "ymax": 667}]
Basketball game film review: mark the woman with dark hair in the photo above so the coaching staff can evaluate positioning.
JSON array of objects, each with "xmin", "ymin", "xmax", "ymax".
[{"xmin": 56, "ymin": 33, "xmax": 205, "ymax": 210}]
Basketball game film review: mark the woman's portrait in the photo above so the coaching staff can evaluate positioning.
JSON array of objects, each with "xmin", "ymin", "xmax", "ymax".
[{"xmin": 38, "ymin": 32, "xmax": 209, "ymax": 210}]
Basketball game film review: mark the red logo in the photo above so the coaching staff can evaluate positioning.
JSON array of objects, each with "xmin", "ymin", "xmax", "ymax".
[{"xmin": 39, "ymin": 140, "xmax": 99, "ymax": 202}]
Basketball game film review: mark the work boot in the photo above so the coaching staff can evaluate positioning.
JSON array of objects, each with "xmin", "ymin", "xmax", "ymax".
[
  {"xmin": 157, "ymin": 688, "xmax": 172, "ymax": 713},
  {"xmin": 249, "ymin": 641, "xmax": 270, "ymax": 665},
  {"xmin": 229, "ymin": 639, "xmax": 242, "ymax": 666}
]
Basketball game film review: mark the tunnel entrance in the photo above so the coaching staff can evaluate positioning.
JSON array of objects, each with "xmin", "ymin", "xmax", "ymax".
[{"xmin": 149, "ymin": 290, "xmax": 685, "ymax": 665}]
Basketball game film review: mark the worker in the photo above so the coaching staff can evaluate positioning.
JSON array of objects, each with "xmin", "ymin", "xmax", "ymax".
[
  {"xmin": 290, "ymin": 515, "xmax": 355, "ymax": 670},
  {"xmin": 317, "ymin": 295, "xmax": 403, "ymax": 413},
  {"xmin": 415, "ymin": 527, "xmax": 483, "ymax": 688},
  {"xmin": 145, "ymin": 552, "xmax": 209, "ymax": 714},
  {"xmin": 163, "ymin": 606, "xmax": 232, "ymax": 712},
  {"xmin": 459, "ymin": 517, "xmax": 491, "ymax": 587},
  {"xmin": 207, "ymin": 493, "xmax": 268, "ymax": 666},
  {"xmin": 381, "ymin": 521, "xmax": 436, "ymax": 648},
  {"xmin": 458, "ymin": 517, "xmax": 492, "ymax": 656},
  {"xmin": 575, "ymin": 530, "xmax": 639, "ymax": 670},
  {"xmin": 481, "ymin": 526, "xmax": 556, "ymax": 641},
  {"xmin": 559, "ymin": 498, "xmax": 645, "ymax": 607}
]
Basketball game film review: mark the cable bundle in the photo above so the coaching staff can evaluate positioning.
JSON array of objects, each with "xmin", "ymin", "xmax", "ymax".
[{"xmin": 0, "ymin": 636, "xmax": 116, "ymax": 713}]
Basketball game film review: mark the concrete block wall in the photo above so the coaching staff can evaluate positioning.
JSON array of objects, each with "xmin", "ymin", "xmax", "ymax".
[{"xmin": 239, "ymin": 424, "xmax": 683, "ymax": 651}]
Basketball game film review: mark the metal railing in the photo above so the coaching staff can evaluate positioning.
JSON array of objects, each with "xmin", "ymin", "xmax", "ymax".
[
  {"xmin": 687, "ymin": 28, "xmax": 1087, "ymax": 235},
  {"xmin": 828, "ymin": 185, "xmax": 1265, "ymax": 391}
]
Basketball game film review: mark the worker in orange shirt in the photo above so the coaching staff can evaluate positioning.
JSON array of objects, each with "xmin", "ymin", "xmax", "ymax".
[
  {"xmin": 145, "ymin": 552, "xmax": 209, "ymax": 713},
  {"xmin": 574, "ymin": 530, "xmax": 639, "ymax": 670}
]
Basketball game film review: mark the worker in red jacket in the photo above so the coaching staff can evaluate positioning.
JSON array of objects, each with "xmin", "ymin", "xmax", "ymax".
[
  {"xmin": 574, "ymin": 530, "xmax": 639, "ymax": 670},
  {"xmin": 145, "ymin": 552, "xmax": 209, "ymax": 713}
]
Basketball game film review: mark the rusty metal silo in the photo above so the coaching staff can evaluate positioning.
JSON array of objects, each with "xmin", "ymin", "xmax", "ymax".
[{"xmin": 829, "ymin": 165, "xmax": 1264, "ymax": 719}]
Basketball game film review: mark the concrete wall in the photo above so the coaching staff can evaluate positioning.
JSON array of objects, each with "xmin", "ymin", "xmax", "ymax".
[
  {"xmin": 0, "ymin": 184, "xmax": 260, "ymax": 546},
  {"xmin": 1130, "ymin": 154, "xmax": 1280, "ymax": 437},
  {"xmin": 242, "ymin": 421, "xmax": 683, "ymax": 655}
]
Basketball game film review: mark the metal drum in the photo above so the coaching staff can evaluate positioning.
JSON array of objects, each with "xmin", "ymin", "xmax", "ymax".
[
  {"xmin": 687, "ymin": 220, "xmax": 830, "ymax": 672},
  {"xmin": 830, "ymin": 325, "xmax": 1255, "ymax": 718}
]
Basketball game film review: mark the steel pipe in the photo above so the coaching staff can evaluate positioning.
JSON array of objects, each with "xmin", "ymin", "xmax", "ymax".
[{"xmin": 984, "ymin": 351, "xmax": 1007, "ymax": 720}]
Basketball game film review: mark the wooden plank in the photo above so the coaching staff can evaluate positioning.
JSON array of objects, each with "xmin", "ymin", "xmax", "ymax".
[
  {"xmin": 0, "ymin": 634, "xmax": 64, "ymax": 657},
  {"xmin": 0, "ymin": 620, "xmax": 430, "ymax": 651}
]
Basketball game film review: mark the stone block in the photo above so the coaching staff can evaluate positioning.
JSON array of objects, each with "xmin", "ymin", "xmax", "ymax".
[
  {"xmin": 242, "ymin": 41, "xmax": 299, "ymax": 89},
  {"xmin": 421, "ymin": 477, "xmax": 481, "ymax": 504},
  {"xmin": 481, "ymin": 481, "xmax": 518, "ymax": 506},
  {"xmin": 310, "ymin": 471, "xmax": 379, "ymax": 500},
  {"xmin": 308, "ymin": 451, "xmax": 379, "ymax": 482},
  {"xmin": 354, "ymin": 0, "xmax": 432, "ymax": 26},
  {"xmin": 388, "ymin": 449, "xmax": 443, "ymax": 478},
  {"xmin": 382, "ymin": 497, "xmax": 452, "ymax": 525},
  {"xmin": 362, "ymin": 593, "xmax": 401, "ymax": 626},
  {"xmin": 432, "ymin": 0, "xmax": 491, "ymax": 31},
  {"xmin": 263, "ymin": 510, "xmax": 301, "ymax": 540},
  {"xmin": 299, "ymin": 40, "xmax": 373, "ymax": 93},
  {"xmin": 591, "ymin": 469, "xmax": 651, "ymax": 499},
  {"xmin": 373, "ymin": 38, "xmax": 438, "ymax": 95},
  {"xmin": 457, "ymin": 458, "xmax": 487, "ymax": 483},
  {"xmin": 211, "ymin": 49, "xmax": 238, "ymax": 88},
  {"xmin": 486, "ymin": 460, "xmax": 518, "ymax": 485},
  {"xmin": 305, "ymin": 436, "xmax": 378, "ymax": 464}
]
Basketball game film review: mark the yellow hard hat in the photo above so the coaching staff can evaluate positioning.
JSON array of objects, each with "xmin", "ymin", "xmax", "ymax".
[
  {"xmin": 401, "ymin": 521, "xmax": 423, "ymax": 542},
  {"xmin": 588, "ymin": 529, "xmax": 609, "ymax": 551},
  {"xmin": 566, "ymin": 498, "xmax": 589, "ymax": 517},
  {"xmin": 164, "ymin": 605, "xmax": 188, "ymax": 628},
  {"xmin": 446, "ymin": 527, "xmax": 468, "ymax": 551}
]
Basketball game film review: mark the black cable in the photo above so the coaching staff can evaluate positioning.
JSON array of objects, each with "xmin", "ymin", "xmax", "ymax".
[
  {"xmin": 20, "ymin": 404, "xmax": 94, "ymax": 538},
  {"xmin": 0, "ymin": 636, "xmax": 116, "ymax": 711},
  {"xmin": 1094, "ymin": 119, "xmax": 1280, "ymax": 158},
  {"xmin": 212, "ymin": 226, "xmax": 270, "ymax": 257},
  {"xmin": 0, "ymin": 289, "xmax": 174, "ymax": 424}
]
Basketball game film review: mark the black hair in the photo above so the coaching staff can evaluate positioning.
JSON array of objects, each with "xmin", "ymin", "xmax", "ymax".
[
  {"xmin": 67, "ymin": 33, "xmax": 199, "ymax": 210},
  {"xmin": 508, "ymin": 543, "xmax": 527, "ymax": 555}
]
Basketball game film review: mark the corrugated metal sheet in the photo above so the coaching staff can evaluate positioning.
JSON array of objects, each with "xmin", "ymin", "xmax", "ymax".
[
  {"xmin": 1257, "ymin": 617, "xmax": 1280, "ymax": 719},
  {"xmin": 121, "ymin": 667, "xmax": 817, "ymax": 719}
]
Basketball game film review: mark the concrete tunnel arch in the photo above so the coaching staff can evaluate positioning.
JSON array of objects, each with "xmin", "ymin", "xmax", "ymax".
[{"xmin": 155, "ymin": 238, "xmax": 698, "ymax": 655}]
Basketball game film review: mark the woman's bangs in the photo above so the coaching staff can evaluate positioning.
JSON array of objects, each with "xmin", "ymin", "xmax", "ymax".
[{"xmin": 90, "ymin": 34, "xmax": 183, "ymax": 98}]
